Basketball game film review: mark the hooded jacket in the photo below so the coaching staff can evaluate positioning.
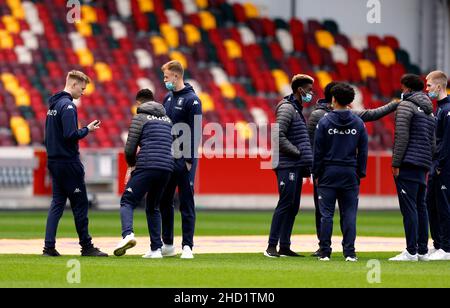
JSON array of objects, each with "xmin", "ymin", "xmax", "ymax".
[
  {"xmin": 392, "ymin": 92, "xmax": 436, "ymax": 170},
  {"xmin": 45, "ymin": 91, "xmax": 89, "ymax": 162},
  {"xmin": 313, "ymin": 110, "xmax": 368, "ymax": 181},
  {"xmin": 125, "ymin": 102, "xmax": 174, "ymax": 172},
  {"xmin": 272, "ymin": 94, "xmax": 313, "ymax": 171},
  {"xmin": 163, "ymin": 83, "xmax": 202, "ymax": 164},
  {"xmin": 307, "ymin": 99, "xmax": 398, "ymax": 146}
]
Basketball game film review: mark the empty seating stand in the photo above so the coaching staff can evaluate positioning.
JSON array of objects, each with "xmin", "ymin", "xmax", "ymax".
[{"xmin": 0, "ymin": 0, "xmax": 433, "ymax": 151}]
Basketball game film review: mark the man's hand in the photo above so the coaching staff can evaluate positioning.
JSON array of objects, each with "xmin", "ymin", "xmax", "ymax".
[
  {"xmin": 392, "ymin": 167, "xmax": 400, "ymax": 178},
  {"xmin": 87, "ymin": 120, "xmax": 101, "ymax": 132},
  {"xmin": 124, "ymin": 166, "xmax": 135, "ymax": 185}
]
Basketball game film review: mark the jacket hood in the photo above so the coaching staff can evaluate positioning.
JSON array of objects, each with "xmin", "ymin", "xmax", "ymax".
[
  {"xmin": 404, "ymin": 92, "xmax": 434, "ymax": 115},
  {"xmin": 314, "ymin": 99, "xmax": 332, "ymax": 112},
  {"xmin": 137, "ymin": 101, "xmax": 166, "ymax": 117},
  {"xmin": 172, "ymin": 83, "xmax": 195, "ymax": 96},
  {"xmin": 49, "ymin": 91, "xmax": 73, "ymax": 108},
  {"xmin": 326, "ymin": 110, "xmax": 358, "ymax": 128}
]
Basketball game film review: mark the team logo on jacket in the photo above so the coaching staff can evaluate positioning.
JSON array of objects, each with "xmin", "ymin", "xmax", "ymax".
[
  {"xmin": 127, "ymin": 187, "xmax": 133, "ymax": 193},
  {"xmin": 74, "ymin": 188, "xmax": 81, "ymax": 194},
  {"xmin": 193, "ymin": 100, "xmax": 199, "ymax": 105},
  {"xmin": 67, "ymin": 105, "xmax": 74, "ymax": 110},
  {"xmin": 47, "ymin": 110, "xmax": 57, "ymax": 116},
  {"xmin": 177, "ymin": 98, "xmax": 184, "ymax": 106},
  {"xmin": 442, "ymin": 185, "xmax": 448, "ymax": 190},
  {"xmin": 289, "ymin": 173, "xmax": 295, "ymax": 181},
  {"xmin": 418, "ymin": 107, "xmax": 424, "ymax": 113},
  {"xmin": 447, "ymin": 112, "xmax": 450, "ymax": 117},
  {"xmin": 280, "ymin": 181, "xmax": 285, "ymax": 187}
]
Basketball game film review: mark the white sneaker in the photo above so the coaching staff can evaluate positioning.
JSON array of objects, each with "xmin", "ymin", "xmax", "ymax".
[
  {"xmin": 428, "ymin": 248, "xmax": 439, "ymax": 256},
  {"xmin": 345, "ymin": 256, "xmax": 358, "ymax": 262},
  {"xmin": 389, "ymin": 251, "xmax": 418, "ymax": 262},
  {"xmin": 418, "ymin": 254, "xmax": 430, "ymax": 262},
  {"xmin": 180, "ymin": 245, "xmax": 194, "ymax": 259},
  {"xmin": 161, "ymin": 244, "xmax": 176, "ymax": 257},
  {"xmin": 319, "ymin": 257, "xmax": 330, "ymax": 261},
  {"xmin": 114, "ymin": 233, "xmax": 136, "ymax": 257},
  {"xmin": 428, "ymin": 249, "xmax": 450, "ymax": 261},
  {"xmin": 142, "ymin": 248, "xmax": 163, "ymax": 259}
]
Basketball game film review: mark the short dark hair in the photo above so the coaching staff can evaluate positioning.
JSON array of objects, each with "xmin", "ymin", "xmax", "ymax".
[
  {"xmin": 401, "ymin": 74, "xmax": 425, "ymax": 92},
  {"xmin": 324, "ymin": 81, "xmax": 340, "ymax": 103},
  {"xmin": 291, "ymin": 74, "xmax": 314, "ymax": 93},
  {"xmin": 136, "ymin": 89, "xmax": 154, "ymax": 103},
  {"xmin": 330, "ymin": 83, "xmax": 355, "ymax": 106}
]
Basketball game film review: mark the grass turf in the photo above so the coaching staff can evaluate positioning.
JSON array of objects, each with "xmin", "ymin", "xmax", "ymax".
[
  {"xmin": 0, "ymin": 253, "xmax": 449, "ymax": 288},
  {"xmin": 0, "ymin": 210, "xmax": 405, "ymax": 239}
]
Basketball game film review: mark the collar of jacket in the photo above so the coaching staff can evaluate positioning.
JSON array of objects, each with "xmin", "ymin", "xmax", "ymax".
[
  {"xmin": 437, "ymin": 95, "xmax": 450, "ymax": 107},
  {"xmin": 315, "ymin": 98, "xmax": 332, "ymax": 112},
  {"xmin": 285, "ymin": 93, "xmax": 304, "ymax": 112}
]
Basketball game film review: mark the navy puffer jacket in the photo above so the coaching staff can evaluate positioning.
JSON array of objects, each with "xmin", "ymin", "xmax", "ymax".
[
  {"xmin": 125, "ymin": 102, "xmax": 174, "ymax": 172},
  {"xmin": 272, "ymin": 94, "xmax": 313, "ymax": 172},
  {"xmin": 392, "ymin": 92, "xmax": 436, "ymax": 170}
]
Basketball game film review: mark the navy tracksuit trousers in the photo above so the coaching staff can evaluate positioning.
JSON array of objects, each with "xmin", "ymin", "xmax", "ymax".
[
  {"xmin": 268, "ymin": 168, "xmax": 302, "ymax": 249},
  {"xmin": 120, "ymin": 168, "xmax": 171, "ymax": 251},
  {"xmin": 395, "ymin": 167, "xmax": 429, "ymax": 255},
  {"xmin": 317, "ymin": 166, "xmax": 360, "ymax": 258},
  {"xmin": 159, "ymin": 159, "xmax": 197, "ymax": 249},
  {"xmin": 426, "ymin": 169, "xmax": 450, "ymax": 253},
  {"xmin": 45, "ymin": 161, "xmax": 93, "ymax": 249}
]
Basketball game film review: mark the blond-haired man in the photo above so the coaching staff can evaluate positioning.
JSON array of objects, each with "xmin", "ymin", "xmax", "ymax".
[
  {"xmin": 426, "ymin": 71, "xmax": 450, "ymax": 261},
  {"xmin": 43, "ymin": 71, "xmax": 107, "ymax": 257},
  {"xmin": 158, "ymin": 61, "xmax": 202, "ymax": 259}
]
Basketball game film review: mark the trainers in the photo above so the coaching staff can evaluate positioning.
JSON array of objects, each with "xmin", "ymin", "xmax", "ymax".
[
  {"xmin": 180, "ymin": 245, "xmax": 194, "ymax": 259},
  {"xmin": 114, "ymin": 233, "xmax": 136, "ymax": 257},
  {"xmin": 142, "ymin": 248, "xmax": 163, "ymax": 259},
  {"xmin": 161, "ymin": 244, "xmax": 176, "ymax": 257},
  {"xmin": 81, "ymin": 246, "xmax": 108, "ymax": 257},
  {"xmin": 311, "ymin": 249, "xmax": 321, "ymax": 257},
  {"xmin": 279, "ymin": 248, "xmax": 304, "ymax": 257},
  {"xmin": 418, "ymin": 254, "xmax": 430, "ymax": 262},
  {"xmin": 264, "ymin": 246, "xmax": 280, "ymax": 258},
  {"xmin": 428, "ymin": 248, "xmax": 439, "ymax": 256},
  {"xmin": 428, "ymin": 249, "xmax": 450, "ymax": 261},
  {"xmin": 42, "ymin": 247, "xmax": 61, "ymax": 257},
  {"xmin": 319, "ymin": 256, "xmax": 330, "ymax": 261},
  {"xmin": 389, "ymin": 251, "xmax": 418, "ymax": 262},
  {"xmin": 345, "ymin": 256, "xmax": 358, "ymax": 262}
]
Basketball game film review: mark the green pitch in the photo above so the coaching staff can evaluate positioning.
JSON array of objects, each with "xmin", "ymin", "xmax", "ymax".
[
  {"xmin": 1, "ymin": 210, "xmax": 449, "ymax": 288},
  {"xmin": 0, "ymin": 210, "xmax": 405, "ymax": 239},
  {"xmin": 0, "ymin": 253, "xmax": 449, "ymax": 288}
]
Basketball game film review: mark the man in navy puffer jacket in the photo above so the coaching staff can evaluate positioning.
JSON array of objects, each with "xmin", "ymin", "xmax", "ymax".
[
  {"xmin": 114, "ymin": 89, "xmax": 174, "ymax": 258},
  {"xmin": 390, "ymin": 74, "xmax": 436, "ymax": 262},
  {"xmin": 265, "ymin": 74, "xmax": 314, "ymax": 258},
  {"xmin": 313, "ymin": 83, "xmax": 368, "ymax": 262}
]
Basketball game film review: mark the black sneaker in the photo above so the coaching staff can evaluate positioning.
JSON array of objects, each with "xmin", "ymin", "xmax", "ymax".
[
  {"xmin": 279, "ymin": 248, "xmax": 305, "ymax": 257},
  {"xmin": 81, "ymin": 246, "xmax": 108, "ymax": 257},
  {"xmin": 264, "ymin": 246, "xmax": 280, "ymax": 258},
  {"xmin": 43, "ymin": 247, "xmax": 61, "ymax": 257},
  {"xmin": 311, "ymin": 249, "xmax": 321, "ymax": 257}
]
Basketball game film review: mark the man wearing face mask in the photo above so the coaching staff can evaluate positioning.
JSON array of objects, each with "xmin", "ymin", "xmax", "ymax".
[
  {"xmin": 389, "ymin": 74, "xmax": 436, "ymax": 262},
  {"xmin": 425, "ymin": 71, "xmax": 450, "ymax": 261},
  {"xmin": 158, "ymin": 60, "xmax": 202, "ymax": 259},
  {"xmin": 265, "ymin": 74, "xmax": 314, "ymax": 258}
]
